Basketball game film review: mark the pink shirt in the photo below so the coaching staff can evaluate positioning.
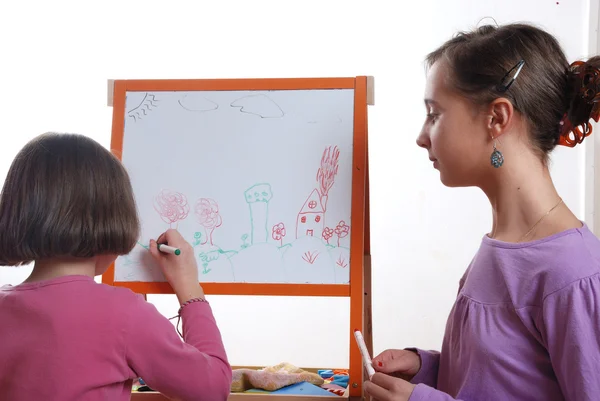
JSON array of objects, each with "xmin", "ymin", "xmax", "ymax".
[{"xmin": 0, "ymin": 275, "xmax": 232, "ymax": 401}]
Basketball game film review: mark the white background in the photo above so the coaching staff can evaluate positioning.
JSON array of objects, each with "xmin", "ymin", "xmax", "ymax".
[{"xmin": 1, "ymin": 0, "xmax": 599, "ymax": 369}]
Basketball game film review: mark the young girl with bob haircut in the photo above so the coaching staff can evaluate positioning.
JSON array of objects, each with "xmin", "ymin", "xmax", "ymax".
[
  {"xmin": 364, "ymin": 23, "xmax": 600, "ymax": 401},
  {"xmin": 0, "ymin": 132, "xmax": 232, "ymax": 401}
]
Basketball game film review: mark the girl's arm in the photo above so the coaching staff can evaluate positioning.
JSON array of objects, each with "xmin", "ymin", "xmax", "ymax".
[
  {"xmin": 125, "ymin": 297, "xmax": 232, "ymax": 401},
  {"xmin": 405, "ymin": 348, "xmax": 440, "ymax": 388},
  {"xmin": 539, "ymin": 273, "xmax": 600, "ymax": 400}
]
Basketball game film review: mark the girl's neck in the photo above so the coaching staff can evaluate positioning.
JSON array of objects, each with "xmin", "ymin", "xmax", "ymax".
[
  {"xmin": 481, "ymin": 158, "xmax": 581, "ymax": 243},
  {"xmin": 24, "ymin": 258, "xmax": 97, "ymax": 284}
]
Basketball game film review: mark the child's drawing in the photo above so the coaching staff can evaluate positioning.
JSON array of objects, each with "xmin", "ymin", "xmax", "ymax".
[
  {"xmin": 153, "ymin": 189, "xmax": 190, "ymax": 229},
  {"xmin": 295, "ymin": 145, "xmax": 340, "ymax": 238},
  {"xmin": 240, "ymin": 234, "xmax": 250, "ymax": 249},
  {"xmin": 116, "ymin": 88, "xmax": 356, "ymax": 285},
  {"xmin": 230, "ymin": 145, "xmax": 349, "ymax": 284},
  {"xmin": 334, "ymin": 220, "xmax": 349, "ymax": 247},
  {"xmin": 336, "ymin": 254, "xmax": 348, "ymax": 269},
  {"xmin": 191, "ymin": 199, "xmax": 235, "ymax": 278},
  {"xmin": 149, "ymin": 146, "xmax": 348, "ymax": 283},
  {"xmin": 230, "ymin": 94, "xmax": 284, "ymax": 118},
  {"xmin": 127, "ymin": 93, "xmax": 159, "ymax": 122},
  {"xmin": 244, "ymin": 183, "xmax": 273, "ymax": 244},
  {"xmin": 317, "ymin": 145, "xmax": 340, "ymax": 211},
  {"xmin": 271, "ymin": 223, "xmax": 286, "ymax": 247},
  {"xmin": 178, "ymin": 94, "xmax": 219, "ymax": 113},
  {"xmin": 194, "ymin": 198, "xmax": 222, "ymax": 246},
  {"xmin": 322, "ymin": 227, "xmax": 334, "ymax": 245},
  {"xmin": 296, "ymin": 189, "xmax": 325, "ymax": 238},
  {"xmin": 302, "ymin": 250, "xmax": 320, "ymax": 264}
]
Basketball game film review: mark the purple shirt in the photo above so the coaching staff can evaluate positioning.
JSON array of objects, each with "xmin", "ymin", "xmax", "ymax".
[{"xmin": 409, "ymin": 223, "xmax": 600, "ymax": 400}]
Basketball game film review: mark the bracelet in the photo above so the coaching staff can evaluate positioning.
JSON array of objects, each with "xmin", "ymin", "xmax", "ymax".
[
  {"xmin": 169, "ymin": 297, "xmax": 208, "ymax": 338},
  {"xmin": 177, "ymin": 297, "xmax": 208, "ymax": 316}
]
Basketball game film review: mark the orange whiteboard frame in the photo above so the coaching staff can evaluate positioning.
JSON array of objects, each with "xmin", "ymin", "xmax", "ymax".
[{"xmin": 102, "ymin": 76, "xmax": 369, "ymax": 399}]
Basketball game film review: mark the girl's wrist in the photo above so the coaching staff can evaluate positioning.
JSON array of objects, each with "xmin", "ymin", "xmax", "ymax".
[{"xmin": 176, "ymin": 286, "xmax": 205, "ymax": 305}]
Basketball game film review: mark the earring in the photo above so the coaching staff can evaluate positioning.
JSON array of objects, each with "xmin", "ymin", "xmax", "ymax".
[{"xmin": 490, "ymin": 139, "xmax": 504, "ymax": 168}]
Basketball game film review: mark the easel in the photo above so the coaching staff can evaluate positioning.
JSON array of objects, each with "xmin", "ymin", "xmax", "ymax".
[{"xmin": 104, "ymin": 76, "xmax": 374, "ymax": 401}]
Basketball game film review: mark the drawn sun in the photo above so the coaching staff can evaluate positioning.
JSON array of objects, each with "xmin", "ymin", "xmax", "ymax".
[{"xmin": 126, "ymin": 92, "xmax": 159, "ymax": 122}]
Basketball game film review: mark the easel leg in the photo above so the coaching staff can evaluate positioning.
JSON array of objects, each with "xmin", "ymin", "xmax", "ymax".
[{"xmin": 362, "ymin": 137, "xmax": 372, "ymax": 401}]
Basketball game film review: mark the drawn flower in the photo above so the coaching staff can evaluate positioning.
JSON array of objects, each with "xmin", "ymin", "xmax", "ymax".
[
  {"xmin": 322, "ymin": 226, "xmax": 334, "ymax": 244},
  {"xmin": 272, "ymin": 222, "xmax": 286, "ymax": 246},
  {"xmin": 153, "ymin": 189, "xmax": 190, "ymax": 228},
  {"xmin": 334, "ymin": 221, "xmax": 350, "ymax": 247}
]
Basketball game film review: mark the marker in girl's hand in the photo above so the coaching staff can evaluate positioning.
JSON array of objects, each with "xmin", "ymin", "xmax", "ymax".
[
  {"xmin": 157, "ymin": 244, "xmax": 181, "ymax": 256},
  {"xmin": 354, "ymin": 329, "xmax": 375, "ymax": 379}
]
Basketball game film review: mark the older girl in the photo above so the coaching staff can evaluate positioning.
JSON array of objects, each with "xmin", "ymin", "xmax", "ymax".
[{"xmin": 366, "ymin": 23, "xmax": 600, "ymax": 401}]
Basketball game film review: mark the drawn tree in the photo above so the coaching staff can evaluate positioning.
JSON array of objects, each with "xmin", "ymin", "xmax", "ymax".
[
  {"xmin": 322, "ymin": 226, "xmax": 334, "ymax": 245},
  {"xmin": 244, "ymin": 183, "xmax": 273, "ymax": 245},
  {"xmin": 153, "ymin": 189, "xmax": 190, "ymax": 229},
  {"xmin": 316, "ymin": 145, "xmax": 340, "ymax": 211},
  {"xmin": 272, "ymin": 223, "xmax": 286, "ymax": 246},
  {"xmin": 334, "ymin": 220, "xmax": 350, "ymax": 247},
  {"xmin": 194, "ymin": 198, "xmax": 222, "ymax": 246}
]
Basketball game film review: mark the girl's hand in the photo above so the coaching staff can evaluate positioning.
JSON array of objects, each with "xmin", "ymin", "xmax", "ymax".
[
  {"xmin": 372, "ymin": 349, "xmax": 421, "ymax": 381},
  {"xmin": 364, "ymin": 373, "xmax": 416, "ymax": 401},
  {"xmin": 149, "ymin": 229, "xmax": 205, "ymax": 304}
]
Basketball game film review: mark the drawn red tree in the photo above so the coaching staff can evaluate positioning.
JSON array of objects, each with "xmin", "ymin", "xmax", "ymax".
[
  {"xmin": 322, "ymin": 226, "xmax": 334, "ymax": 245},
  {"xmin": 194, "ymin": 198, "xmax": 222, "ymax": 246},
  {"xmin": 316, "ymin": 145, "xmax": 340, "ymax": 211},
  {"xmin": 334, "ymin": 220, "xmax": 349, "ymax": 247},
  {"xmin": 153, "ymin": 189, "xmax": 190, "ymax": 229},
  {"xmin": 272, "ymin": 223, "xmax": 286, "ymax": 246}
]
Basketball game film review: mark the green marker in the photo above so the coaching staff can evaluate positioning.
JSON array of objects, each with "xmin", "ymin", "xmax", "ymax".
[{"xmin": 157, "ymin": 244, "xmax": 181, "ymax": 256}]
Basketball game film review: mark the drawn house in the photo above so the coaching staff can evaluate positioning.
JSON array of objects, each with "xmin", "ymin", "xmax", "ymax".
[{"xmin": 296, "ymin": 189, "xmax": 325, "ymax": 238}]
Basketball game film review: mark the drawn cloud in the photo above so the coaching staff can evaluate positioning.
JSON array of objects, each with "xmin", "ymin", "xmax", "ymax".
[
  {"xmin": 230, "ymin": 94, "xmax": 284, "ymax": 118},
  {"xmin": 178, "ymin": 94, "xmax": 219, "ymax": 113},
  {"xmin": 127, "ymin": 93, "xmax": 159, "ymax": 122}
]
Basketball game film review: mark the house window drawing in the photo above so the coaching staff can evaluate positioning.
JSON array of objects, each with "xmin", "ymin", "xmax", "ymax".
[{"xmin": 296, "ymin": 188, "xmax": 325, "ymax": 238}]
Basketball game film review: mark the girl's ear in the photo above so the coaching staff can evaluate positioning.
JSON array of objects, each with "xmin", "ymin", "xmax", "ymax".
[{"xmin": 487, "ymin": 97, "xmax": 514, "ymax": 139}]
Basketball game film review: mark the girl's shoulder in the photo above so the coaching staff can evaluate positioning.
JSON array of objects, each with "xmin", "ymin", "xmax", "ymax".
[{"xmin": 477, "ymin": 223, "xmax": 600, "ymax": 305}]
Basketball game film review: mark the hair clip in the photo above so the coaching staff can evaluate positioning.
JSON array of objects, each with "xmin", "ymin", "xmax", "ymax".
[{"xmin": 496, "ymin": 59, "xmax": 525, "ymax": 92}]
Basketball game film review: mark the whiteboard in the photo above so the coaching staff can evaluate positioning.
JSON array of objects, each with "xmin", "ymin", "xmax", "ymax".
[{"xmin": 115, "ymin": 89, "xmax": 355, "ymax": 284}]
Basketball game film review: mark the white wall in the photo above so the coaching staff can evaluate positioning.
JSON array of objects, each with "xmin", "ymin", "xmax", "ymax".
[{"xmin": 1, "ymin": 0, "xmax": 597, "ymax": 369}]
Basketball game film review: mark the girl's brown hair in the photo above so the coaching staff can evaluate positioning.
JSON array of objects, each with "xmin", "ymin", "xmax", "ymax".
[
  {"xmin": 0, "ymin": 132, "xmax": 140, "ymax": 266},
  {"xmin": 426, "ymin": 22, "xmax": 600, "ymax": 161}
]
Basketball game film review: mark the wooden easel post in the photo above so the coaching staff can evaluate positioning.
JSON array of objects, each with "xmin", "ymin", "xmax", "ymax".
[
  {"xmin": 362, "ymin": 93, "xmax": 373, "ymax": 401},
  {"xmin": 349, "ymin": 76, "xmax": 373, "ymax": 401}
]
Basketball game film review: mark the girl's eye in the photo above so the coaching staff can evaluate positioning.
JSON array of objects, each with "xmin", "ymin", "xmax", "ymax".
[{"xmin": 427, "ymin": 113, "xmax": 438, "ymax": 123}]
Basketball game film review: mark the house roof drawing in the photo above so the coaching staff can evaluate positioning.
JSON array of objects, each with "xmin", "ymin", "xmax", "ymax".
[{"xmin": 299, "ymin": 189, "xmax": 325, "ymax": 214}]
